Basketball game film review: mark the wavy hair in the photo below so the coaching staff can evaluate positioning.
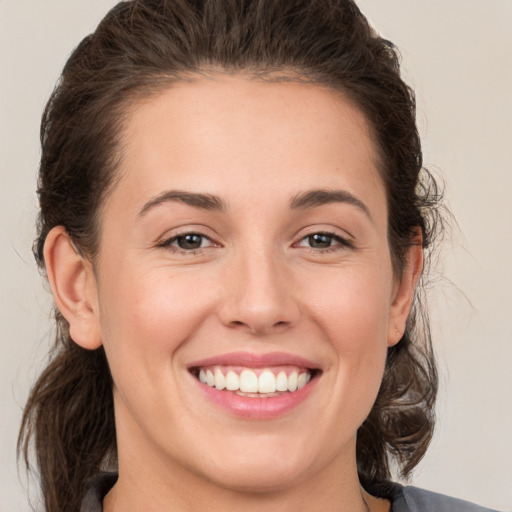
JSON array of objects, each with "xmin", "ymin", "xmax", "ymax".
[{"xmin": 19, "ymin": 1, "xmax": 442, "ymax": 510}]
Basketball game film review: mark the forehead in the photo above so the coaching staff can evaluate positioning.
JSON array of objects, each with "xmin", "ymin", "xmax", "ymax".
[{"xmin": 107, "ymin": 75, "xmax": 385, "ymax": 219}]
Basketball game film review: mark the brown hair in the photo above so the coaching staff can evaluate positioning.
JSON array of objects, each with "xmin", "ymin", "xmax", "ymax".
[{"xmin": 19, "ymin": 1, "xmax": 442, "ymax": 510}]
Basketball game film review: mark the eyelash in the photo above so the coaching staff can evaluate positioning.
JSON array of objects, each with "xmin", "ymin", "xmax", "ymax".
[
  {"xmin": 156, "ymin": 231, "xmax": 217, "ymax": 254},
  {"xmin": 157, "ymin": 230, "xmax": 352, "ymax": 254},
  {"xmin": 294, "ymin": 231, "xmax": 353, "ymax": 252}
]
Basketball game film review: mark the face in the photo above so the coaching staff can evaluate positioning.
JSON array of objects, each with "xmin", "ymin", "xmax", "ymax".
[{"xmin": 84, "ymin": 76, "xmax": 416, "ymax": 493}]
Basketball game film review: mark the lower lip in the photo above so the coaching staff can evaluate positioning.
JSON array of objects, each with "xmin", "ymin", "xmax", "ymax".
[{"xmin": 194, "ymin": 376, "xmax": 318, "ymax": 419}]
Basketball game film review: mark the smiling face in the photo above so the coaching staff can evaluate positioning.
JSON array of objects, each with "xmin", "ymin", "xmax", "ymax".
[{"xmin": 58, "ymin": 75, "xmax": 419, "ymax": 503}]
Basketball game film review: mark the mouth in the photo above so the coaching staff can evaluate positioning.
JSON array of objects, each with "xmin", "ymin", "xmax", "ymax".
[
  {"xmin": 187, "ymin": 352, "xmax": 321, "ymax": 418},
  {"xmin": 190, "ymin": 365, "xmax": 318, "ymax": 397}
]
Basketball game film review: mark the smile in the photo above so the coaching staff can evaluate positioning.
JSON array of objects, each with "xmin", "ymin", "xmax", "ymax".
[
  {"xmin": 196, "ymin": 366, "xmax": 313, "ymax": 395},
  {"xmin": 188, "ymin": 352, "xmax": 321, "ymax": 418}
]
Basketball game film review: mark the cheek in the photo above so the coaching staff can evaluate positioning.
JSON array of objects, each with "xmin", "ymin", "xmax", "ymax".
[
  {"xmin": 97, "ymin": 261, "xmax": 219, "ymax": 371},
  {"xmin": 302, "ymin": 263, "xmax": 392, "ymax": 394},
  {"xmin": 305, "ymin": 264, "xmax": 393, "ymax": 342}
]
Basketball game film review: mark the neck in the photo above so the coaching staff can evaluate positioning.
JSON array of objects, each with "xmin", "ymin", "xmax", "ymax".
[{"xmin": 105, "ymin": 478, "xmax": 374, "ymax": 512}]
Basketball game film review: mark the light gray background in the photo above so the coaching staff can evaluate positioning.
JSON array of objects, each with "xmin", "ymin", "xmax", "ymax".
[{"xmin": 1, "ymin": 1, "xmax": 511, "ymax": 510}]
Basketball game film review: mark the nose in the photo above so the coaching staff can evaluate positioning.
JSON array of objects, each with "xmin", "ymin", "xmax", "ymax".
[{"xmin": 218, "ymin": 247, "xmax": 300, "ymax": 336}]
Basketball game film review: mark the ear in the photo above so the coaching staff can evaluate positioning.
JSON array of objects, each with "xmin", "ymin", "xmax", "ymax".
[
  {"xmin": 387, "ymin": 234, "xmax": 423, "ymax": 347},
  {"xmin": 44, "ymin": 226, "xmax": 102, "ymax": 350}
]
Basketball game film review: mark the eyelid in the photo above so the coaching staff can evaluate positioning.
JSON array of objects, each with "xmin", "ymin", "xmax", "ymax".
[
  {"xmin": 295, "ymin": 231, "xmax": 352, "ymax": 249},
  {"xmin": 156, "ymin": 228, "xmax": 221, "ymax": 252},
  {"xmin": 293, "ymin": 224, "xmax": 354, "ymax": 246}
]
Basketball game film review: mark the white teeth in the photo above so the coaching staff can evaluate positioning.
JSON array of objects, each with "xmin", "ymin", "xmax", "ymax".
[
  {"xmin": 225, "ymin": 371, "xmax": 240, "ymax": 391},
  {"xmin": 198, "ymin": 367, "xmax": 313, "ymax": 394},
  {"xmin": 214, "ymin": 368, "xmax": 225, "ymax": 390},
  {"xmin": 276, "ymin": 371, "xmax": 288, "ymax": 392},
  {"xmin": 239, "ymin": 369, "xmax": 259, "ymax": 393},
  {"xmin": 288, "ymin": 371, "xmax": 298, "ymax": 392},
  {"xmin": 258, "ymin": 370, "xmax": 276, "ymax": 393}
]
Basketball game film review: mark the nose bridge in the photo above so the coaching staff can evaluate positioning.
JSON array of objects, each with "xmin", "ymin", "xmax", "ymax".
[{"xmin": 219, "ymin": 241, "xmax": 299, "ymax": 334}]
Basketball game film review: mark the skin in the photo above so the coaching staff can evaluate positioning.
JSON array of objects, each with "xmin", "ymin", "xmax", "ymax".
[{"xmin": 45, "ymin": 75, "xmax": 422, "ymax": 512}]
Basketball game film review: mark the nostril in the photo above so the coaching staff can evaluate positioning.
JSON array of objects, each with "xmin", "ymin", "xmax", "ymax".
[{"xmin": 226, "ymin": 318, "xmax": 291, "ymax": 336}]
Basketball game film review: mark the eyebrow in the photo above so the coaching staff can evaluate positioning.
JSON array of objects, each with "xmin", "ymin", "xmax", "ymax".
[
  {"xmin": 138, "ymin": 188, "xmax": 370, "ymax": 219},
  {"xmin": 290, "ymin": 189, "xmax": 371, "ymax": 218},
  {"xmin": 138, "ymin": 190, "xmax": 226, "ymax": 217}
]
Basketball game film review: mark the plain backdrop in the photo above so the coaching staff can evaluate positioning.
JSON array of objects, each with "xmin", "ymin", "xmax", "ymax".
[{"xmin": 1, "ymin": 1, "xmax": 511, "ymax": 510}]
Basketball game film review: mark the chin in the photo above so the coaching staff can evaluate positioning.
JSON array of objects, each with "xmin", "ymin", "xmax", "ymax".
[
  {"xmin": 202, "ymin": 458, "xmax": 311, "ymax": 494},
  {"xmin": 186, "ymin": 434, "xmax": 328, "ymax": 494}
]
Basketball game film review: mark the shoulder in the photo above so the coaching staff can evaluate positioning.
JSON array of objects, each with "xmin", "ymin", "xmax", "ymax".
[{"xmin": 391, "ymin": 485, "xmax": 503, "ymax": 512}]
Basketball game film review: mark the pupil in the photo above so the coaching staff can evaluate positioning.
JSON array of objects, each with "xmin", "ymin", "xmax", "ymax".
[
  {"xmin": 309, "ymin": 234, "xmax": 331, "ymax": 248},
  {"xmin": 178, "ymin": 234, "xmax": 203, "ymax": 249}
]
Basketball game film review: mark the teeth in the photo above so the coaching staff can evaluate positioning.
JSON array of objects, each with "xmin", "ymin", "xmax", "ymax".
[
  {"xmin": 288, "ymin": 372, "xmax": 298, "ymax": 392},
  {"xmin": 240, "ymin": 369, "xmax": 259, "ymax": 393},
  {"xmin": 276, "ymin": 371, "xmax": 288, "ymax": 392},
  {"xmin": 297, "ymin": 372, "xmax": 308, "ymax": 389},
  {"xmin": 214, "ymin": 368, "xmax": 225, "ymax": 390},
  {"xmin": 225, "ymin": 371, "xmax": 240, "ymax": 391},
  {"xmin": 258, "ymin": 370, "xmax": 276, "ymax": 393},
  {"xmin": 197, "ymin": 366, "xmax": 312, "ymax": 394}
]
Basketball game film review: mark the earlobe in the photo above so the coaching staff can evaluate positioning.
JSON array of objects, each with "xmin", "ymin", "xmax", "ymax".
[
  {"xmin": 44, "ymin": 226, "xmax": 102, "ymax": 350},
  {"xmin": 388, "ymin": 236, "xmax": 423, "ymax": 347}
]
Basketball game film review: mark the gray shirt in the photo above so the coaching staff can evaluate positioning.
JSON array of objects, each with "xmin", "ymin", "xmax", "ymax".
[
  {"xmin": 81, "ymin": 473, "xmax": 502, "ymax": 511},
  {"xmin": 392, "ymin": 486, "xmax": 501, "ymax": 512}
]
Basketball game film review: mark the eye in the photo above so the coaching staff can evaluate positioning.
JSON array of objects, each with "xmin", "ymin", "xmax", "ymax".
[
  {"xmin": 158, "ymin": 233, "xmax": 215, "ymax": 251},
  {"xmin": 296, "ymin": 232, "xmax": 351, "ymax": 250}
]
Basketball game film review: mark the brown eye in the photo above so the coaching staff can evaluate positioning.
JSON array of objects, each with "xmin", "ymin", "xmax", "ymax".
[
  {"xmin": 296, "ymin": 232, "xmax": 351, "ymax": 251},
  {"xmin": 159, "ymin": 232, "xmax": 215, "ymax": 251},
  {"xmin": 176, "ymin": 234, "xmax": 205, "ymax": 250},
  {"xmin": 307, "ymin": 233, "xmax": 334, "ymax": 248}
]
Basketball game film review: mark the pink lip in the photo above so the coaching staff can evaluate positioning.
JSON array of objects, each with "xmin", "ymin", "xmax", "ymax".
[
  {"xmin": 188, "ymin": 351, "xmax": 321, "ymax": 420},
  {"xmin": 187, "ymin": 351, "xmax": 320, "ymax": 370},
  {"xmin": 194, "ymin": 376, "xmax": 318, "ymax": 419}
]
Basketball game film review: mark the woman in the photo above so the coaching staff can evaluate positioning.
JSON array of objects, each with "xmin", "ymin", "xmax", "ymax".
[{"xmin": 18, "ymin": 1, "xmax": 500, "ymax": 511}]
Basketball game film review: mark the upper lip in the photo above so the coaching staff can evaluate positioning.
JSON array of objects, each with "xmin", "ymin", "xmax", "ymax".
[{"xmin": 187, "ymin": 351, "xmax": 321, "ymax": 370}]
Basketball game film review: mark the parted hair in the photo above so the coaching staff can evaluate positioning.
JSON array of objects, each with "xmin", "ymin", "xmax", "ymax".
[{"xmin": 19, "ymin": 1, "xmax": 442, "ymax": 511}]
